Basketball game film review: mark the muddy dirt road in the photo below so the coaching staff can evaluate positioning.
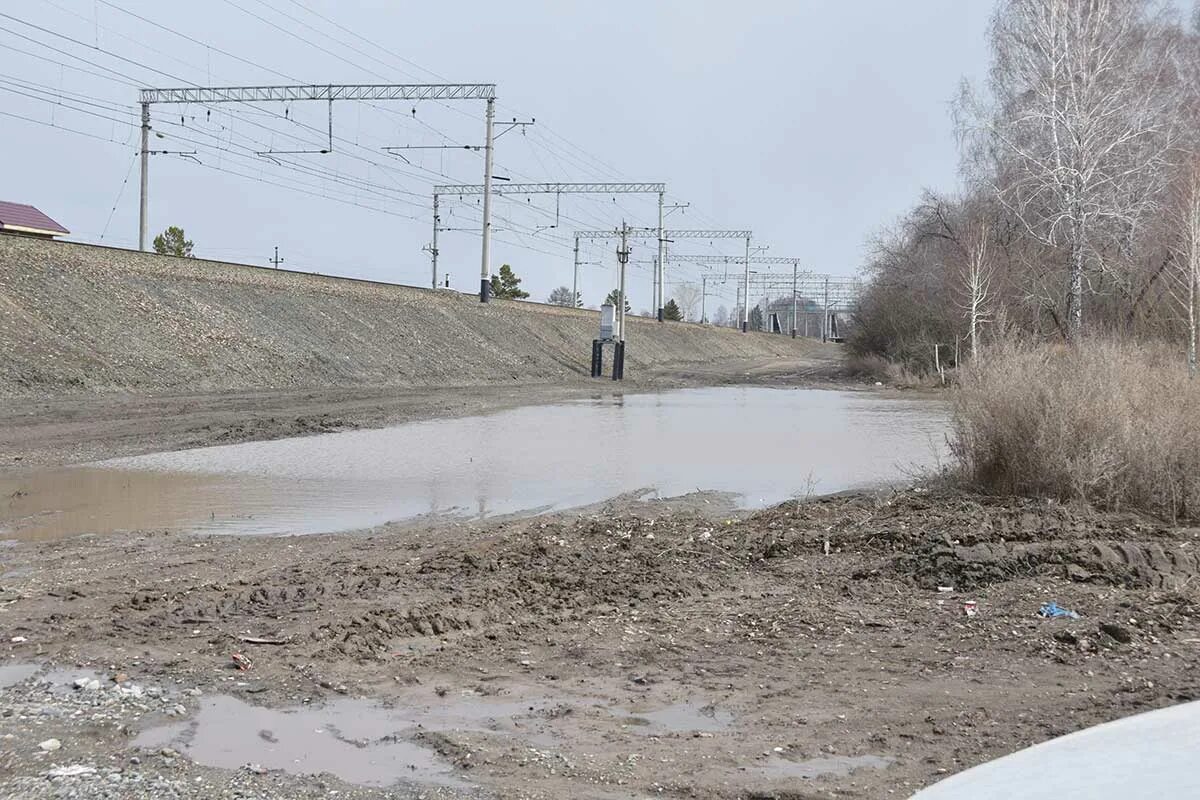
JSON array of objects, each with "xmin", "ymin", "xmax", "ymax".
[{"xmin": 3, "ymin": 486, "xmax": 1198, "ymax": 799}]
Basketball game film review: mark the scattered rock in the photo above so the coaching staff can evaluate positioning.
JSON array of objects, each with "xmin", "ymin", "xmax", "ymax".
[
  {"xmin": 38, "ymin": 738, "xmax": 61, "ymax": 752},
  {"xmin": 1100, "ymin": 622, "xmax": 1133, "ymax": 644},
  {"xmin": 46, "ymin": 764, "xmax": 95, "ymax": 778},
  {"xmin": 1053, "ymin": 629, "xmax": 1079, "ymax": 645},
  {"xmin": 1066, "ymin": 564, "xmax": 1093, "ymax": 582}
]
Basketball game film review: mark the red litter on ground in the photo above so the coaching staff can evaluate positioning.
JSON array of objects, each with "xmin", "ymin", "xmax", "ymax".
[{"xmin": 964, "ymin": 601, "xmax": 978, "ymax": 617}]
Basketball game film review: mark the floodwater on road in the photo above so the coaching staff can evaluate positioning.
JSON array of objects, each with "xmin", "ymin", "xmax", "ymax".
[{"xmin": 0, "ymin": 386, "xmax": 947, "ymax": 541}]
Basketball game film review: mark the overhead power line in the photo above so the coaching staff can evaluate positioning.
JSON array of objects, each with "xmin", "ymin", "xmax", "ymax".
[{"xmin": 2, "ymin": 4, "xmax": 774, "ymax": 291}]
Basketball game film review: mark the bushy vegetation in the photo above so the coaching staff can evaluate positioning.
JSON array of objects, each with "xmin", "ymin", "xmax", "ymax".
[{"xmin": 950, "ymin": 339, "xmax": 1200, "ymax": 520}]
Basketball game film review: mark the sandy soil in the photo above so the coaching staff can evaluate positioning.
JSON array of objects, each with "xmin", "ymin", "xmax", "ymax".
[{"xmin": 3, "ymin": 484, "xmax": 1199, "ymax": 799}]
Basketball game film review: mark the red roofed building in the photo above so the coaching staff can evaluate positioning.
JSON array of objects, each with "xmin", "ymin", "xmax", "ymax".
[{"xmin": 0, "ymin": 201, "xmax": 69, "ymax": 239}]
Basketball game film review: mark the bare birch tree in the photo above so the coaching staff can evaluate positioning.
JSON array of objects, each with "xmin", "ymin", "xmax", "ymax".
[
  {"xmin": 958, "ymin": 0, "xmax": 1180, "ymax": 341},
  {"xmin": 958, "ymin": 221, "xmax": 996, "ymax": 358},
  {"xmin": 671, "ymin": 281, "xmax": 703, "ymax": 321},
  {"xmin": 1168, "ymin": 159, "xmax": 1200, "ymax": 375}
]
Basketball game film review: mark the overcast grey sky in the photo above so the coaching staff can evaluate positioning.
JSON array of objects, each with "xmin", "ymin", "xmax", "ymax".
[{"xmin": 1, "ymin": 1, "xmax": 992, "ymax": 311}]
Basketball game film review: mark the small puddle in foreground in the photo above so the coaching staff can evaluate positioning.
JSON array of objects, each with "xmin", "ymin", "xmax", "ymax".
[
  {"xmin": 618, "ymin": 701, "xmax": 734, "ymax": 733},
  {"xmin": 1, "ymin": 387, "xmax": 947, "ymax": 541},
  {"xmin": 134, "ymin": 695, "xmax": 469, "ymax": 789},
  {"xmin": 757, "ymin": 754, "xmax": 894, "ymax": 779},
  {"xmin": 0, "ymin": 662, "xmax": 40, "ymax": 688}
]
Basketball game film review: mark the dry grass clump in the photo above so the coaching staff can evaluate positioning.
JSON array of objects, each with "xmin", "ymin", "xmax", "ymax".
[
  {"xmin": 950, "ymin": 339, "xmax": 1200, "ymax": 520},
  {"xmin": 844, "ymin": 352, "xmax": 941, "ymax": 388}
]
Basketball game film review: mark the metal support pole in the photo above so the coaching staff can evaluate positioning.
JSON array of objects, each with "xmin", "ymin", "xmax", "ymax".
[
  {"xmin": 656, "ymin": 191, "xmax": 665, "ymax": 322},
  {"xmin": 701, "ymin": 274, "xmax": 707, "ymax": 324},
  {"xmin": 572, "ymin": 233, "xmax": 580, "ymax": 308},
  {"xmin": 741, "ymin": 236, "xmax": 751, "ymax": 332},
  {"xmin": 618, "ymin": 222, "xmax": 629, "ymax": 342},
  {"xmin": 652, "ymin": 255, "xmax": 657, "ymax": 313},
  {"xmin": 138, "ymin": 102, "xmax": 150, "ymax": 251},
  {"xmin": 822, "ymin": 276, "xmax": 830, "ymax": 343},
  {"xmin": 431, "ymin": 193, "xmax": 440, "ymax": 290},
  {"xmin": 791, "ymin": 262, "xmax": 798, "ymax": 338},
  {"xmin": 479, "ymin": 97, "xmax": 495, "ymax": 302}
]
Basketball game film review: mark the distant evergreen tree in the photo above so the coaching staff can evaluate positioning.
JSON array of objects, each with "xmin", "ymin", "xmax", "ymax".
[
  {"xmin": 604, "ymin": 289, "xmax": 631, "ymax": 313},
  {"xmin": 663, "ymin": 299, "xmax": 683, "ymax": 321},
  {"xmin": 489, "ymin": 264, "xmax": 529, "ymax": 299},
  {"xmin": 152, "ymin": 226, "xmax": 193, "ymax": 257}
]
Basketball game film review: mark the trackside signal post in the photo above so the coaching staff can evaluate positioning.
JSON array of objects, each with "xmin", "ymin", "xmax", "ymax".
[
  {"xmin": 590, "ymin": 303, "xmax": 616, "ymax": 378},
  {"xmin": 591, "ymin": 223, "xmax": 630, "ymax": 380}
]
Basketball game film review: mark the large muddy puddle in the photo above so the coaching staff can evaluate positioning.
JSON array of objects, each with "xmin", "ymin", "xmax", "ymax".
[
  {"xmin": 0, "ymin": 387, "xmax": 946, "ymax": 541},
  {"xmin": 132, "ymin": 690, "xmax": 891, "ymax": 790},
  {"xmin": 130, "ymin": 691, "xmax": 711, "ymax": 790}
]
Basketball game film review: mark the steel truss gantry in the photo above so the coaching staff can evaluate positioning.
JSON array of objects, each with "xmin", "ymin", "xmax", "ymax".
[
  {"xmin": 574, "ymin": 228, "xmax": 750, "ymax": 239},
  {"xmin": 434, "ymin": 182, "xmax": 664, "ymax": 196},
  {"xmin": 604, "ymin": 237, "xmax": 763, "ymax": 331},
  {"xmin": 139, "ymin": 84, "xmax": 496, "ymax": 104},
  {"xmin": 684, "ymin": 254, "xmax": 860, "ymax": 339},
  {"xmin": 573, "ymin": 228, "xmax": 752, "ymax": 316},
  {"xmin": 138, "ymin": 82, "xmax": 500, "ymax": 301},
  {"xmin": 431, "ymin": 183, "xmax": 669, "ymax": 316}
]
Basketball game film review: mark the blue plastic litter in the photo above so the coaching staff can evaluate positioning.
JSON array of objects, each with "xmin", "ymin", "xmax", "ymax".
[{"xmin": 1039, "ymin": 601, "xmax": 1080, "ymax": 620}]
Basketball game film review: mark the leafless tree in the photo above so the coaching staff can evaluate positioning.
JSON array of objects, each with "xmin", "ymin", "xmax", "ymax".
[
  {"xmin": 546, "ymin": 286, "xmax": 579, "ymax": 307},
  {"xmin": 959, "ymin": 0, "xmax": 1181, "ymax": 341},
  {"xmin": 671, "ymin": 281, "xmax": 702, "ymax": 321},
  {"xmin": 957, "ymin": 221, "xmax": 997, "ymax": 358},
  {"xmin": 1168, "ymin": 158, "xmax": 1200, "ymax": 375},
  {"xmin": 712, "ymin": 305, "xmax": 729, "ymax": 327}
]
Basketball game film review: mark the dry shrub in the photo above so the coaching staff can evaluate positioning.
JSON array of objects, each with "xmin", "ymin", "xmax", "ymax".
[
  {"xmin": 951, "ymin": 339, "xmax": 1200, "ymax": 520},
  {"xmin": 844, "ymin": 353, "xmax": 897, "ymax": 382},
  {"xmin": 844, "ymin": 353, "xmax": 940, "ymax": 388}
]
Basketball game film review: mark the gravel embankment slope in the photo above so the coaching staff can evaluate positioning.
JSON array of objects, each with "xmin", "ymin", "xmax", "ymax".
[{"xmin": 0, "ymin": 235, "xmax": 813, "ymax": 397}]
